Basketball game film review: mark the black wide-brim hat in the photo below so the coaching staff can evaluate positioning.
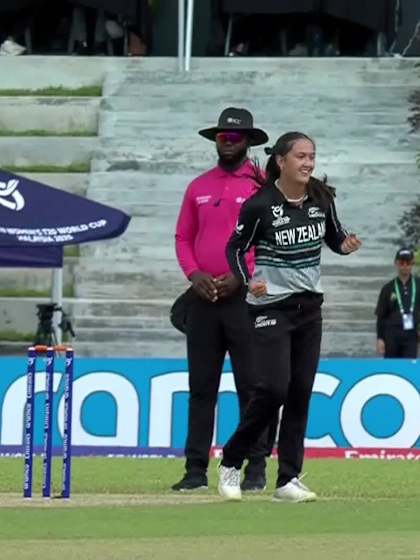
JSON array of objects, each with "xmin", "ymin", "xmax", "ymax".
[{"xmin": 198, "ymin": 107, "xmax": 268, "ymax": 147}]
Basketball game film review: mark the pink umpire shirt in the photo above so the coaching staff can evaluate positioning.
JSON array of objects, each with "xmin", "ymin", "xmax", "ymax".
[{"xmin": 175, "ymin": 159, "xmax": 259, "ymax": 279}]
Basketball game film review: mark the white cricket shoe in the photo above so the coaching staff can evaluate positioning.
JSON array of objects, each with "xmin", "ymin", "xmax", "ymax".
[
  {"xmin": 218, "ymin": 464, "xmax": 242, "ymax": 501},
  {"xmin": 272, "ymin": 477, "xmax": 317, "ymax": 503}
]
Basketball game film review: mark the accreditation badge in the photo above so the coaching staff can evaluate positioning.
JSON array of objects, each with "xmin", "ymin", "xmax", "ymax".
[{"xmin": 402, "ymin": 313, "xmax": 414, "ymax": 330}]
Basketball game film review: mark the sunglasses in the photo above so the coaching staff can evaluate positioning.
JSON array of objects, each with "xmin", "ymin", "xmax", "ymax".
[{"xmin": 216, "ymin": 131, "xmax": 246, "ymax": 144}]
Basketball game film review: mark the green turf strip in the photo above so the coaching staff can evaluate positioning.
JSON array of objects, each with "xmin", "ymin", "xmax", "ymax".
[
  {"xmin": 1, "ymin": 457, "xmax": 420, "ymax": 499},
  {"xmin": 1, "ymin": 535, "xmax": 419, "ymax": 560},
  {"xmin": 0, "ymin": 86, "xmax": 102, "ymax": 97},
  {"xmin": 0, "ymin": 500, "xmax": 419, "ymax": 540}
]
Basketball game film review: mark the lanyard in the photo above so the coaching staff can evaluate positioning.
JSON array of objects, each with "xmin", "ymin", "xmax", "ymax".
[{"xmin": 394, "ymin": 277, "xmax": 416, "ymax": 315}]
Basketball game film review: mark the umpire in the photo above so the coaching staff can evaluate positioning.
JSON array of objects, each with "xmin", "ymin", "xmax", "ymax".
[
  {"xmin": 376, "ymin": 248, "xmax": 420, "ymax": 358},
  {"xmin": 172, "ymin": 107, "xmax": 274, "ymax": 492}
]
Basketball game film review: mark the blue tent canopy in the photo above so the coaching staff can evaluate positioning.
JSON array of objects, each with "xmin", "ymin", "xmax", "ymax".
[
  {"xmin": 0, "ymin": 246, "xmax": 63, "ymax": 268},
  {"xmin": 0, "ymin": 171, "xmax": 130, "ymax": 326},
  {"xmin": 0, "ymin": 170, "xmax": 130, "ymax": 249}
]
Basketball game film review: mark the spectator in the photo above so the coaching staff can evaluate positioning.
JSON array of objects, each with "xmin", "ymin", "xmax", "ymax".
[
  {"xmin": 68, "ymin": 4, "xmax": 110, "ymax": 54},
  {"xmin": 0, "ymin": 8, "xmax": 31, "ymax": 56},
  {"xmin": 376, "ymin": 248, "xmax": 420, "ymax": 358}
]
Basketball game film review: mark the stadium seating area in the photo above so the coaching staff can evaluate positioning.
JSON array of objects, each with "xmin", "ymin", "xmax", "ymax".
[{"xmin": 0, "ymin": 56, "xmax": 418, "ymax": 356}]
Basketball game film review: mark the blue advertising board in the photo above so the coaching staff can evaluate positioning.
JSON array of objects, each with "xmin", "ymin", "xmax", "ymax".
[{"xmin": 0, "ymin": 358, "xmax": 419, "ymax": 458}]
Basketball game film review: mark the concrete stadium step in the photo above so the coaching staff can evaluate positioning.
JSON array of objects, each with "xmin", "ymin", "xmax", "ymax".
[
  {"xmin": 69, "ymin": 297, "xmax": 375, "ymax": 320},
  {"xmin": 71, "ymin": 298, "xmax": 173, "ymax": 317},
  {"xmin": 0, "ymin": 295, "xmax": 77, "ymax": 334},
  {"xmin": 0, "ymin": 262, "xmax": 77, "ymax": 295},
  {"xmin": 321, "ymin": 274, "xmax": 389, "ymax": 290},
  {"xmin": 321, "ymin": 331, "xmax": 376, "ymax": 357},
  {"xmin": 100, "ymin": 103, "xmax": 411, "ymax": 122},
  {"xmin": 73, "ymin": 273, "xmax": 385, "ymax": 303},
  {"xmin": 104, "ymin": 63, "xmax": 420, "ymax": 92},
  {"xmin": 323, "ymin": 303, "xmax": 375, "ymax": 321},
  {"xmin": 87, "ymin": 163, "xmax": 418, "ymax": 196},
  {"xmin": 0, "ymin": 56, "xmax": 146, "ymax": 90},
  {"xmin": 74, "ymin": 270, "xmax": 185, "ymax": 299},
  {"xmin": 88, "ymin": 163, "xmax": 418, "ymax": 187},
  {"xmin": 0, "ymin": 97, "xmax": 99, "ymax": 134},
  {"xmin": 73, "ymin": 326, "xmax": 182, "ymax": 343},
  {"xmin": 75, "ymin": 314, "xmax": 171, "ymax": 330},
  {"xmin": 0, "ymin": 257, "xmax": 77, "ymax": 291},
  {"xmin": 91, "ymin": 145, "xmax": 418, "ymax": 175},
  {"xmin": 103, "ymin": 86, "xmax": 414, "ymax": 112},
  {"xmin": 103, "ymin": 96, "xmax": 411, "ymax": 120},
  {"xmin": 70, "ymin": 298, "xmax": 376, "ymax": 323},
  {"xmin": 0, "ymin": 330, "xmax": 376, "ymax": 359},
  {"xmin": 0, "ymin": 55, "xmax": 414, "ymax": 90},
  {"xmin": 74, "ymin": 337, "xmax": 186, "ymax": 358},
  {"xmin": 74, "ymin": 313, "xmax": 374, "ymax": 333},
  {"xmin": 104, "ymin": 84, "xmax": 414, "ymax": 111},
  {"xmin": 86, "ymin": 184, "xmax": 417, "ymax": 226},
  {"xmin": 0, "ymin": 137, "xmax": 96, "ymax": 168},
  {"xmin": 68, "ymin": 326, "xmax": 376, "ymax": 358},
  {"xmin": 100, "ymin": 115, "xmax": 413, "ymax": 141},
  {"xmin": 78, "ymin": 236, "xmax": 178, "ymax": 262},
  {"xmin": 89, "ymin": 171, "xmax": 193, "ymax": 192},
  {"xmin": 86, "ymin": 188, "xmax": 185, "ymax": 215}
]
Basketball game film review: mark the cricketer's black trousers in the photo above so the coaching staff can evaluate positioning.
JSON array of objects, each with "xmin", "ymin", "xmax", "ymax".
[
  {"xmin": 222, "ymin": 292, "xmax": 322, "ymax": 487},
  {"xmin": 384, "ymin": 328, "xmax": 418, "ymax": 358},
  {"xmin": 184, "ymin": 288, "xmax": 275, "ymax": 476}
]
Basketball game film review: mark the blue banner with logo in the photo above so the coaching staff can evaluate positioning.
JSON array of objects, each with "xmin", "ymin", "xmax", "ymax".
[
  {"xmin": 0, "ymin": 358, "xmax": 419, "ymax": 457},
  {"xmin": 0, "ymin": 170, "xmax": 130, "ymax": 248}
]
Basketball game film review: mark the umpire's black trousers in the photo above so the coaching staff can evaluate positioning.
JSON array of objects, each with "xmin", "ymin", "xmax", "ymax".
[
  {"xmin": 184, "ymin": 288, "xmax": 274, "ymax": 475},
  {"xmin": 222, "ymin": 292, "xmax": 322, "ymax": 487}
]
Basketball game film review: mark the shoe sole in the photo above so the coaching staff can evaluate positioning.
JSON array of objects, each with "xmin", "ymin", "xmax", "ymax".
[
  {"xmin": 172, "ymin": 486, "xmax": 208, "ymax": 492},
  {"xmin": 241, "ymin": 486, "xmax": 266, "ymax": 493},
  {"xmin": 217, "ymin": 485, "xmax": 242, "ymax": 501},
  {"xmin": 272, "ymin": 493, "xmax": 317, "ymax": 503}
]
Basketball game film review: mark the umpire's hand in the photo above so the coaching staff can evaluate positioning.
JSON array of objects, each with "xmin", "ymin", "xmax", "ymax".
[
  {"xmin": 214, "ymin": 274, "xmax": 241, "ymax": 299},
  {"xmin": 190, "ymin": 271, "xmax": 218, "ymax": 302}
]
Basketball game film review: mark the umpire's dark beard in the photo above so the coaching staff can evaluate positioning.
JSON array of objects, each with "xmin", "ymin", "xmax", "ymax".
[{"xmin": 217, "ymin": 145, "xmax": 249, "ymax": 171}]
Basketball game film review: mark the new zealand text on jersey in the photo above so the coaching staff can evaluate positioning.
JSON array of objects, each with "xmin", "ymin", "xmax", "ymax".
[{"xmin": 275, "ymin": 222, "xmax": 326, "ymax": 246}]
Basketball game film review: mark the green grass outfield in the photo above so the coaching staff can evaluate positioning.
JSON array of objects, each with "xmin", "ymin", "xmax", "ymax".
[{"xmin": 0, "ymin": 457, "xmax": 419, "ymax": 559}]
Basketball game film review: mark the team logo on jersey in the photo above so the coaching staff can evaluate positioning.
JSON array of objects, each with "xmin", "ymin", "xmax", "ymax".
[
  {"xmin": 308, "ymin": 206, "xmax": 325, "ymax": 219},
  {"xmin": 271, "ymin": 204, "xmax": 290, "ymax": 227},
  {"xmin": 235, "ymin": 222, "xmax": 244, "ymax": 234}
]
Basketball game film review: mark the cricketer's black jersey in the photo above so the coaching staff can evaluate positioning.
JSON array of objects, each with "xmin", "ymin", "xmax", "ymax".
[{"xmin": 226, "ymin": 182, "xmax": 348, "ymax": 305}]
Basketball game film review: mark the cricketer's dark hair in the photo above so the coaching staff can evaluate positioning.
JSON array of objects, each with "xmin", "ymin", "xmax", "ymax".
[{"xmin": 255, "ymin": 131, "xmax": 336, "ymax": 210}]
